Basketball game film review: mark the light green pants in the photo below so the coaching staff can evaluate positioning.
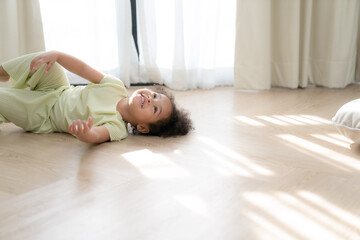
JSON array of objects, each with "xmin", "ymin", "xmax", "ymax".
[{"xmin": 0, "ymin": 52, "xmax": 70, "ymax": 133}]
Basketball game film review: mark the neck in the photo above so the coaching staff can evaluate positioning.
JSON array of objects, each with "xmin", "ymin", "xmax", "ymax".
[{"xmin": 117, "ymin": 98, "xmax": 136, "ymax": 125}]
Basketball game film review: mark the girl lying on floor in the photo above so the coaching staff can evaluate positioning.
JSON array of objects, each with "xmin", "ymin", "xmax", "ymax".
[{"xmin": 0, "ymin": 51, "xmax": 192, "ymax": 143}]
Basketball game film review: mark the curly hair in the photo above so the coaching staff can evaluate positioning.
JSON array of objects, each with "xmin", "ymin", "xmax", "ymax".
[{"xmin": 131, "ymin": 87, "xmax": 193, "ymax": 137}]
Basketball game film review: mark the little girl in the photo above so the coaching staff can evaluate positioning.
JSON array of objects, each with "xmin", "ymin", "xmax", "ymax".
[{"xmin": 0, "ymin": 51, "xmax": 192, "ymax": 143}]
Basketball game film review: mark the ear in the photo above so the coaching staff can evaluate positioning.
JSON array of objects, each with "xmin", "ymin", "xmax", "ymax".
[{"xmin": 136, "ymin": 124, "xmax": 150, "ymax": 134}]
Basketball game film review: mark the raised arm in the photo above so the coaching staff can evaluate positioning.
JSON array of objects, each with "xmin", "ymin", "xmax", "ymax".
[{"xmin": 30, "ymin": 51, "xmax": 105, "ymax": 84}]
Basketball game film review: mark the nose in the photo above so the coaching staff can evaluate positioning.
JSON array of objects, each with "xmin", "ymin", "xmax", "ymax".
[{"xmin": 147, "ymin": 94, "xmax": 152, "ymax": 104}]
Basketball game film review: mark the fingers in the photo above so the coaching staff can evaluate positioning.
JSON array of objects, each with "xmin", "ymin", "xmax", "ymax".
[
  {"xmin": 45, "ymin": 61, "xmax": 55, "ymax": 73},
  {"xmin": 30, "ymin": 60, "xmax": 54, "ymax": 73},
  {"xmin": 75, "ymin": 119, "xmax": 86, "ymax": 135},
  {"xmin": 30, "ymin": 52, "xmax": 57, "ymax": 73},
  {"xmin": 30, "ymin": 57, "xmax": 40, "ymax": 72},
  {"xmin": 68, "ymin": 118, "xmax": 93, "ymax": 136},
  {"xmin": 30, "ymin": 58, "xmax": 47, "ymax": 73},
  {"xmin": 87, "ymin": 117, "xmax": 93, "ymax": 129},
  {"xmin": 69, "ymin": 120, "xmax": 81, "ymax": 135},
  {"xmin": 68, "ymin": 120, "xmax": 77, "ymax": 134},
  {"xmin": 77, "ymin": 120, "xmax": 83, "ymax": 134}
]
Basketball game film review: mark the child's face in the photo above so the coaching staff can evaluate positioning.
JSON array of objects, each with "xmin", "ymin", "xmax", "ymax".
[{"xmin": 128, "ymin": 88, "xmax": 172, "ymax": 130}]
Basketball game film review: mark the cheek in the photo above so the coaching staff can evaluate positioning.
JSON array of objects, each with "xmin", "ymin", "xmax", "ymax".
[{"xmin": 132, "ymin": 106, "xmax": 152, "ymax": 122}]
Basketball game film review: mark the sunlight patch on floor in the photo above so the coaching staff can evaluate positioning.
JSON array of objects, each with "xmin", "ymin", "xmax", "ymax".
[
  {"xmin": 202, "ymin": 149, "xmax": 253, "ymax": 177},
  {"xmin": 198, "ymin": 136, "xmax": 274, "ymax": 176},
  {"xmin": 273, "ymin": 115, "xmax": 305, "ymax": 125},
  {"xmin": 298, "ymin": 191, "xmax": 360, "ymax": 230},
  {"xmin": 278, "ymin": 136, "xmax": 350, "ymax": 171},
  {"xmin": 122, "ymin": 149, "xmax": 189, "ymax": 179},
  {"xmin": 256, "ymin": 116, "xmax": 289, "ymax": 126},
  {"xmin": 328, "ymin": 133, "xmax": 353, "ymax": 144},
  {"xmin": 310, "ymin": 134, "xmax": 350, "ymax": 149},
  {"xmin": 301, "ymin": 115, "xmax": 333, "ymax": 125},
  {"xmin": 243, "ymin": 191, "xmax": 355, "ymax": 240},
  {"xmin": 285, "ymin": 115, "xmax": 321, "ymax": 125},
  {"xmin": 235, "ymin": 114, "xmax": 333, "ymax": 127},
  {"xmin": 174, "ymin": 195, "xmax": 208, "ymax": 217},
  {"xmin": 276, "ymin": 192, "xmax": 352, "ymax": 238},
  {"xmin": 246, "ymin": 211, "xmax": 298, "ymax": 240},
  {"xmin": 278, "ymin": 134, "xmax": 360, "ymax": 170},
  {"xmin": 234, "ymin": 116, "xmax": 265, "ymax": 127}
]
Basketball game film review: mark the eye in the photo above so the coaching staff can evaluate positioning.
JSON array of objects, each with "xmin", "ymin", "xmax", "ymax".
[
  {"xmin": 154, "ymin": 106, "xmax": 158, "ymax": 113},
  {"xmin": 153, "ymin": 93, "xmax": 157, "ymax": 99}
]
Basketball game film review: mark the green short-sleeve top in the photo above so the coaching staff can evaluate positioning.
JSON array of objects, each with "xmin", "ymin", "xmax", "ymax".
[{"xmin": 50, "ymin": 75, "xmax": 129, "ymax": 141}]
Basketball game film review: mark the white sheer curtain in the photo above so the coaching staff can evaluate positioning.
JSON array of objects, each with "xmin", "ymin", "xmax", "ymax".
[
  {"xmin": 136, "ymin": 0, "xmax": 236, "ymax": 90},
  {"xmin": 234, "ymin": 0, "xmax": 360, "ymax": 90},
  {"xmin": 39, "ymin": 0, "xmax": 236, "ymax": 89},
  {"xmin": 0, "ymin": 0, "xmax": 45, "ymax": 63},
  {"xmin": 39, "ymin": 0, "xmax": 136, "ymax": 86}
]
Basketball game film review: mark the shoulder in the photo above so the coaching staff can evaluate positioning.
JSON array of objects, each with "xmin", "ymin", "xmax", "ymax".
[
  {"xmin": 100, "ymin": 74, "xmax": 125, "ymax": 87},
  {"xmin": 102, "ymin": 121, "xmax": 128, "ymax": 141},
  {"xmin": 96, "ymin": 74, "xmax": 128, "ymax": 97}
]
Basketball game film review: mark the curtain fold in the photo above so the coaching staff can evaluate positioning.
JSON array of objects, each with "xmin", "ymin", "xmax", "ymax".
[
  {"xmin": 234, "ymin": 0, "xmax": 360, "ymax": 90},
  {"xmin": 115, "ymin": 0, "xmax": 137, "ymax": 87},
  {"xmin": 136, "ymin": 0, "xmax": 162, "ymax": 85},
  {"xmin": 136, "ymin": 0, "xmax": 236, "ymax": 90},
  {"xmin": 0, "ymin": 0, "xmax": 45, "ymax": 63}
]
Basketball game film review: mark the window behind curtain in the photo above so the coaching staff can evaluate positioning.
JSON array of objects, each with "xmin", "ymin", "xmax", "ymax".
[
  {"xmin": 39, "ymin": 0, "xmax": 120, "ymax": 84},
  {"xmin": 39, "ymin": 0, "xmax": 236, "ymax": 89}
]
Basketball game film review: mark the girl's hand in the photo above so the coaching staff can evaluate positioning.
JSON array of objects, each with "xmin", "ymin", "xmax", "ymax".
[
  {"xmin": 68, "ymin": 117, "xmax": 93, "ymax": 139},
  {"xmin": 30, "ymin": 51, "xmax": 59, "ymax": 73},
  {"xmin": 67, "ymin": 117, "xmax": 110, "ymax": 143}
]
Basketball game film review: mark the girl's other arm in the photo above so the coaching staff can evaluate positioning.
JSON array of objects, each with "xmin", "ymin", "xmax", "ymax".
[
  {"xmin": 30, "ymin": 51, "xmax": 104, "ymax": 84},
  {"xmin": 68, "ymin": 117, "xmax": 110, "ymax": 143}
]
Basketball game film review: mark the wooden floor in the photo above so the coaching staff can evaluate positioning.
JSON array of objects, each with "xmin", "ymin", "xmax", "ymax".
[{"xmin": 1, "ymin": 84, "xmax": 360, "ymax": 240}]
